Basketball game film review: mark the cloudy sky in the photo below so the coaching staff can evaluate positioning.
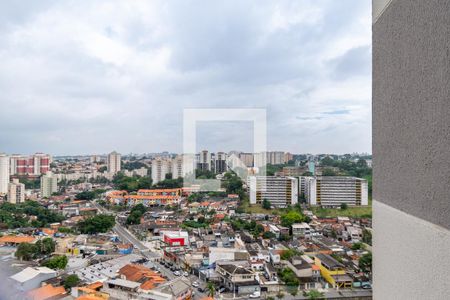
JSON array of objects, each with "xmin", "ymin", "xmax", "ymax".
[{"xmin": 0, "ymin": 0, "xmax": 371, "ymax": 156}]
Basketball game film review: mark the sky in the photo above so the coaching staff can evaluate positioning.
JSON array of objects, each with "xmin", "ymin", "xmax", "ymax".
[{"xmin": 0, "ymin": 0, "xmax": 372, "ymax": 156}]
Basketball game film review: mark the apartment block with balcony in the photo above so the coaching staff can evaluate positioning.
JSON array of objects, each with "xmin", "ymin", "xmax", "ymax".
[
  {"xmin": 249, "ymin": 176, "xmax": 298, "ymax": 208},
  {"xmin": 300, "ymin": 176, "xmax": 368, "ymax": 207}
]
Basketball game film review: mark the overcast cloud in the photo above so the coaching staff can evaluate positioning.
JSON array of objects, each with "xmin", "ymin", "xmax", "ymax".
[{"xmin": 0, "ymin": 0, "xmax": 371, "ymax": 155}]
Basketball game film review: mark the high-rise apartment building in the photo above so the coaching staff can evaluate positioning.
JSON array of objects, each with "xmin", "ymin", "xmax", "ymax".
[
  {"xmin": 8, "ymin": 178, "xmax": 25, "ymax": 204},
  {"xmin": 197, "ymin": 150, "xmax": 211, "ymax": 171},
  {"xmin": 0, "ymin": 153, "xmax": 10, "ymax": 194},
  {"xmin": 300, "ymin": 176, "xmax": 368, "ymax": 207},
  {"xmin": 40, "ymin": 172, "xmax": 58, "ymax": 198},
  {"xmin": 249, "ymin": 176, "xmax": 298, "ymax": 208},
  {"xmin": 9, "ymin": 153, "xmax": 51, "ymax": 176},
  {"xmin": 107, "ymin": 151, "xmax": 121, "ymax": 174},
  {"xmin": 152, "ymin": 158, "xmax": 172, "ymax": 184},
  {"xmin": 213, "ymin": 152, "xmax": 227, "ymax": 174}
]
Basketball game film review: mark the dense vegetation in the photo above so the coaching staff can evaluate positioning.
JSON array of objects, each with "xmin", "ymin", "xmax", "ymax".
[
  {"xmin": 126, "ymin": 204, "xmax": 147, "ymax": 225},
  {"xmin": 63, "ymin": 274, "xmax": 80, "ymax": 289},
  {"xmin": 113, "ymin": 173, "xmax": 153, "ymax": 192},
  {"xmin": 122, "ymin": 161, "xmax": 148, "ymax": 171},
  {"xmin": 278, "ymin": 267, "xmax": 300, "ymax": 287},
  {"xmin": 280, "ymin": 248, "xmax": 303, "ymax": 260},
  {"xmin": 0, "ymin": 201, "xmax": 65, "ymax": 229},
  {"xmin": 230, "ymin": 218, "xmax": 264, "ymax": 237},
  {"xmin": 280, "ymin": 210, "xmax": 309, "ymax": 228},
  {"xmin": 77, "ymin": 214, "xmax": 115, "ymax": 234},
  {"xmin": 222, "ymin": 172, "xmax": 244, "ymax": 195},
  {"xmin": 320, "ymin": 157, "xmax": 372, "ymax": 179},
  {"xmin": 153, "ymin": 177, "xmax": 183, "ymax": 189},
  {"xmin": 75, "ymin": 189, "xmax": 106, "ymax": 200},
  {"xmin": 15, "ymin": 237, "xmax": 55, "ymax": 261},
  {"xmin": 359, "ymin": 252, "xmax": 372, "ymax": 274},
  {"xmin": 42, "ymin": 255, "xmax": 68, "ymax": 270}
]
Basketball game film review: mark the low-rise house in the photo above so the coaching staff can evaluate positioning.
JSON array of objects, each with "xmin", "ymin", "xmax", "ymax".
[
  {"xmin": 314, "ymin": 254, "xmax": 353, "ymax": 288},
  {"xmin": 26, "ymin": 284, "xmax": 66, "ymax": 300},
  {"xmin": 153, "ymin": 276, "xmax": 192, "ymax": 300},
  {"xmin": 216, "ymin": 262, "xmax": 260, "ymax": 295},
  {"xmin": 292, "ymin": 223, "xmax": 311, "ymax": 239},
  {"xmin": 283, "ymin": 255, "xmax": 321, "ymax": 290}
]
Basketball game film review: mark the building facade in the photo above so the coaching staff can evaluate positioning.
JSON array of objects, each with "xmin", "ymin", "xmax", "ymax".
[
  {"xmin": 40, "ymin": 172, "xmax": 58, "ymax": 198},
  {"xmin": 373, "ymin": 0, "xmax": 450, "ymax": 298},
  {"xmin": 107, "ymin": 151, "xmax": 121, "ymax": 174},
  {"xmin": 249, "ymin": 176, "xmax": 298, "ymax": 207},
  {"xmin": 300, "ymin": 176, "xmax": 368, "ymax": 207},
  {"xmin": 0, "ymin": 153, "xmax": 9, "ymax": 194},
  {"xmin": 8, "ymin": 178, "xmax": 25, "ymax": 204},
  {"xmin": 151, "ymin": 158, "xmax": 172, "ymax": 184},
  {"xmin": 9, "ymin": 153, "xmax": 51, "ymax": 176}
]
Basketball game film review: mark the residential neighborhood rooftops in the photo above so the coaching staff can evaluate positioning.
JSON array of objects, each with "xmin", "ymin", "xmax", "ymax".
[
  {"xmin": 26, "ymin": 284, "xmax": 66, "ymax": 300},
  {"xmin": 10, "ymin": 267, "xmax": 56, "ymax": 283}
]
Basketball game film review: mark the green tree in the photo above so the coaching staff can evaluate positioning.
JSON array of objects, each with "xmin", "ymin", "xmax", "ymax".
[
  {"xmin": 207, "ymin": 282, "xmax": 215, "ymax": 297},
  {"xmin": 77, "ymin": 215, "xmax": 115, "ymax": 234},
  {"xmin": 280, "ymin": 210, "xmax": 306, "ymax": 228},
  {"xmin": 278, "ymin": 268, "xmax": 299, "ymax": 287},
  {"xmin": 362, "ymin": 229, "xmax": 372, "ymax": 245},
  {"xmin": 63, "ymin": 274, "xmax": 80, "ymax": 289},
  {"xmin": 35, "ymin": 238, "xmax": 56, "ymax": 255},
  {"xmin": 262, "ymin": 199, "xmax": 271, "ymax": 209},
  {"xmin": 16, "ymin": 243, "xmax": 38, "ymax": 260},
  {"xmin": 340, "ymin": 203, "xmax": 348, "ymax": 210},
  {"xmin": 126, "ymin": 203, "xmax": 147, "ymax": 225},
  {"xmin": 351, "ymin": 242, "xmax": 365, "ymax": 250},
  {"xmin": 359, "ymin": 252, "xmax": 372, "ymax": 274},
  {"xmin": 280, "ymin": 249, "xmax": 302, "ymax": 261},
  {"xmin": 42, "ymin": 255, "xmax": 68, "ymax": 270},
  {"xmin": 263, "ymin": 231, "xmax": 276, "ymax": 239}
]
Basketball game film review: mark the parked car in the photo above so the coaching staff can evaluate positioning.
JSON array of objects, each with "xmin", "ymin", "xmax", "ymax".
[
  {"xmin": 249, "ymin": 291, "xmax": 261, "ymax": 298},
  {"xmin": 197, "ymin": 287, "xmax": 205, "ymax": 293},
  {"xmin": 173, "ymin": 271, "xmax": 181, "ymax": 276},
  {"xmin": 183, "ymin": 271, "xmax": 189, "ymax": 276},
  {"xmin": 192, "ymin": 281, "xmax": 199, "ymax": 288}
]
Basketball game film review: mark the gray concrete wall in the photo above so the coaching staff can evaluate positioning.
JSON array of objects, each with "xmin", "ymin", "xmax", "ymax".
[
  {"xmin": 373, "ymin": 0, "xmax": 450, "ymax": 299},
  {"xmin": 373, "ymin": 0, "xmax": 450, "ymax": 230}
]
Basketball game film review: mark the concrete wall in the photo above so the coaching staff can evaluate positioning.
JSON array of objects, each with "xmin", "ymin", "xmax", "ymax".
[{"xmin": 373, "ymin": 0, "xmax": 450, "ymax": 299}]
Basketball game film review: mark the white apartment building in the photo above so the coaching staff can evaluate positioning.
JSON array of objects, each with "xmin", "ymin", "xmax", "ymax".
[
  {"xmin": 249, "ymin": 176, "xmax": 298, "ymax": 208},
  {"xmin": 300, "ymin": 176, "xmax": 368, "ymax": 207},
  {"xmin": 41, "ymin": 172, "xmax": 58, "ymax": 198},
  {"xmin": 152, "ymin": 158, "xmax": 172, "ymax": 184},
  {"xmin": 8, "ymin": 178, "xmax": 25, "ymax": 204},
  {"xmin": 107, "ymin": 151, "xmax": 121, "ymax": 174},
  {"xmin": 172, "ymin": 155, "xmax": 194, "ymax": 179},
  {"xmin": 0, "ymin": 153, "xmax": 10, "ymax": 194}
]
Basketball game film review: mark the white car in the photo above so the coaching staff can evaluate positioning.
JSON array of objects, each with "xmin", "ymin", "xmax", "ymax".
[
  {"xmin": 192, "ymin": 281, "xmax": 200, "ymax": 288},
  {"xmin": 183, "ymin": 271, "xmax": 189, "ymax": 277},
  {"xmin": 174, "ymin": 271, "xmax": 181, "ymax": 276},
  {"xmin": 249, "ymin": 291, "xmax": 261, "ymax": 298}
]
